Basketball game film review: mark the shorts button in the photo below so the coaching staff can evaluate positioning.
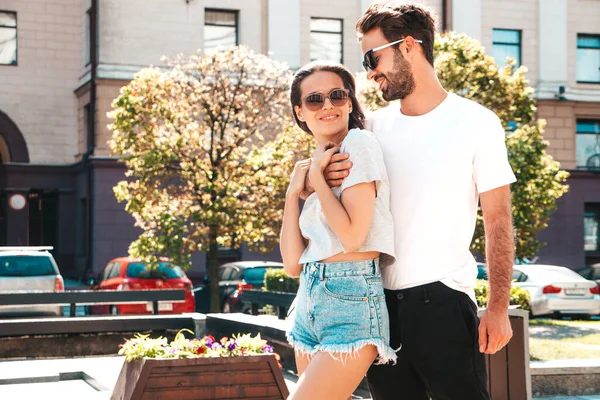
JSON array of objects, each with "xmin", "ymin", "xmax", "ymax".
[{"xmin": 397, "ymin": 293, "xmax": 404, "ymax": 300}]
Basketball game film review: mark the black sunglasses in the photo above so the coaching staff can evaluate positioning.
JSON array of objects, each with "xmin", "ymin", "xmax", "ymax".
[
  {"xmin": 362, "ymin": 38, "xmax": 423, "ymax": 72},
  {"xmin": 302, "ymin": 88, "xmax": 350, "ymax": 111}
]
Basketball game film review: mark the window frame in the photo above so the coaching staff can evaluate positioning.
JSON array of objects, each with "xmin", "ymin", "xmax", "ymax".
[
  {"xmin": 576, "ymin": 33, "xmax": 600, "ymax": 84},
  {"xmin": 576, "ymin": 119, "xmax": 600, "ymax": 170},
  {"xmin": 310, "ymin": 17, "xmax": 344, "ymax": 64},
  {"xmin": 584, "ymin": 203, "xmax": 600, "ymax": 253},
  {"xmin": 0, "ymin": 10, "xmax": 18, "ymax": 66},
  {"xmin": 492, "ymin": 28, "xmax": 522, "ymax": 68},
  {"xmin": 204, "ymin": 8, "xmax": 239, "ymax": 53}
]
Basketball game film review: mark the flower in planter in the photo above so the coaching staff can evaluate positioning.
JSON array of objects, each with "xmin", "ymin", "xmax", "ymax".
[{"xmin": 118, "ymin": 329, "xmax": 281, "ymax": 367}]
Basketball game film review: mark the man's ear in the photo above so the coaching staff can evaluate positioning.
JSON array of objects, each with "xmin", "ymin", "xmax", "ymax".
[
  {"xmin": 404, "ymin": 36, "xmax": 420, "ymax": 59},
  {"xmin": 294, "ymin": 105, "xmax": 305, "ymax": 122}
]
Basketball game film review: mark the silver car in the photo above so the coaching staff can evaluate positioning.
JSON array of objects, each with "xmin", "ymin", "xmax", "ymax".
[
  {"xmin": 0, "ymin": 247, "xmax": 64, "ymax": 316},
  {"xmin": 513, "ymin": 264, "xmax": 600, "ymax": 318}
]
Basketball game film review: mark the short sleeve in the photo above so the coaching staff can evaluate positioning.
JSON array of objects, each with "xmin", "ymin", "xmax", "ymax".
[
  {"xmin": 473, "ymin": 114, "xmax": 517, "ymax": 193},
  {"xmin": 340, "ymin": 129, "xmax": 385, "ymax": 193}
]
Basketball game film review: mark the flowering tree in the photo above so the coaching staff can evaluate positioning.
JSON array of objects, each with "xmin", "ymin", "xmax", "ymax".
[
  {"xmin": 109, "ymin": 46, "xmax": 295, "ymax": 312},
  {"xmin": 358, "ymin": 32, "xmax": 569, "ymax": 260}
]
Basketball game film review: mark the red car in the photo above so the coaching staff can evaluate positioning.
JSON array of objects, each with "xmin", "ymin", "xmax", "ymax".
[{"xmin": 90, "ymin": 257, "xmax": 195, "ymax": 315}]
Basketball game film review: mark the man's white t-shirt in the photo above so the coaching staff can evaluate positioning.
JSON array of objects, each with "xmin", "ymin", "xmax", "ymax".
[{"xmin": 367, "ymin": 93, "xmax": 516, "ymax": 303}]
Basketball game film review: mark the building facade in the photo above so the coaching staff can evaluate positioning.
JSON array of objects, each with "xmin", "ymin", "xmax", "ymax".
[{"xmin": 0, "ymin": 0, "xmax": 599, "ymax": 279}]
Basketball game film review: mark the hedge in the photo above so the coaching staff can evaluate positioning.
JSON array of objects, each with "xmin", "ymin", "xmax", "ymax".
[
  {"xmin": 474, "ymin": 279, "xmax": 531, "ymax": 312},
  {"xmin": 264, "ymin": 268, "xmax": 299, "ymax": 293}
]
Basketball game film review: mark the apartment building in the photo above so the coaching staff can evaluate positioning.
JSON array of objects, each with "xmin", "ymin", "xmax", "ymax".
[{"xmin": 0, "ymin": 0, "xmax": 598, "ymax": 279}]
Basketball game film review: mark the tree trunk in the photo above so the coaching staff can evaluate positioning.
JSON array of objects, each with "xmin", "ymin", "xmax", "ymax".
[{"xmin": 208, "ymin": 224, "xmax": 220, "ymax": 313}]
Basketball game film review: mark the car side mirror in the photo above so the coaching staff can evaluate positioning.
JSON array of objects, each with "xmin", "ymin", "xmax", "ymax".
[{"xmin": 87, "ymin": 277, "xmax": 99, "ymax": 287}]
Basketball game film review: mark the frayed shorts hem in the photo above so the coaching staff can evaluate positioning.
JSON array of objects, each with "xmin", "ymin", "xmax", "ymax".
[{"xmin": 286, "ymin": 332, "xmax": 397, "ymax": 365}]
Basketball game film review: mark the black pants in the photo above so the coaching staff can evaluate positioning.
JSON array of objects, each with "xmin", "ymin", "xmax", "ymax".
[{"xmin": 366, "ymin": 281, "xmax": 490, "ymax": 400}]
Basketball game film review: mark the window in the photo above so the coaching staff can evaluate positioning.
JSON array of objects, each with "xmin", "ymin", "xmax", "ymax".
[
  {"xmin": 310, "ymin": 18, "xmax": 343, "ymax": 64},
  {"xmin": 576, "ymin": 119, "xmax": 600, "ymax": 170},
  {"xmin": 0, "ymin": 11, "xmax": 17, "ymax": 65},
  {"xmin": 204, "ymin": 9, "xmax": 238, "ymax": 54},
  {"xmin": 492, "ymin": 29, "xmax": 521, "ymax": 68},
  {"xmin": 577, "ymin": 35, "xmax": 600, "ymax": 83},
  {"xmin": 126, "ymin": 262, "xmax": 185, "ymax": 279},
  {"xmin": 585, "ymin": 204, "xmax": 600, "ymax": 252},
  {"xmin": 101, "ymin": 263, "xmax": 114, "ymax": 280},
  {"xmin": 219, "ymin": 266, "xmax": 235, "ymax": 281},
  {"xmin": 0, "ymin": 255, "xmax": 56, "ymax": 276},
  {"xmin": 85, "ymin": 9, "xmax": 91, "ymax": 65},
  {"xmin": 511, "ymin": 270, "xmax": 527, "ymax": 283},
  {"xmin": 106, "ymin": 262, "xmax": 121, "ymax": 279}
]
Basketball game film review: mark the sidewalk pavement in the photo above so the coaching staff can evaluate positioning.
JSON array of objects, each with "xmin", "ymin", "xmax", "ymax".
[{"xmin": 0, "ymin": 356, "xmax": 599, "ymax": 400}]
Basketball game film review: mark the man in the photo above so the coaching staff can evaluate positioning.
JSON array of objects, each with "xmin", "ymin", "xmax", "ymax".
[{"xmin": 317, "ymin": 2, "xmax": 515, "ymax": 399}]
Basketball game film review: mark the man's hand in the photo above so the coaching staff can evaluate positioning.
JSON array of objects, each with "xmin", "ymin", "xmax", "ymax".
[
  {"xmin": 323, "ymin": 152, "xmax": 352, "ymax": 187},
  {"xmin": 478, "ymin": 308, "xmax": 513, "ymax": 354},
  {"xmin": 299, "ymin": 152, "xmax": 353, "ymax": 199}
]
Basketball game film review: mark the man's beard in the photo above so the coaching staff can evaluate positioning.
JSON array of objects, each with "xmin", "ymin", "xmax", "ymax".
[{"xmin": 379, "ymin": 50, "xmax": 415, "ymax": 101}]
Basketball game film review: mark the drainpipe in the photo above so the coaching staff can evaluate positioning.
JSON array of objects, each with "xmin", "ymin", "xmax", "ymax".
[
  {"xmin": 442, "ymin": 0, "xmax": 448, "ymax": 32},
  {"xmin": 83, "ymin": 0, "xmax": 98, "ymax": 279}
]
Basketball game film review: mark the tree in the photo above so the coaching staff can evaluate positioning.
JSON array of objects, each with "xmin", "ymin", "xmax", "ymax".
[
  {"xmin": 109, "ymin": 46, "xmax": 294, "ymax": 312},
  {"xmin": 357, "ymin": 32, "xmax": 569, "ymax": 260}
]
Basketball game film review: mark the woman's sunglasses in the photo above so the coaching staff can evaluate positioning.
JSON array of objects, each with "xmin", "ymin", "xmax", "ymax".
[
  {"xmin": 302, "ymin": 88, "xmax": 350, "ymax": 111},
  {"xmin": 362, "ymin": 38, "xmax": 423, "ymax": 72}
]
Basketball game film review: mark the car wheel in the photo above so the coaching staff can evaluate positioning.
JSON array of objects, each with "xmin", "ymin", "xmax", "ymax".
[{"xmin": 110, "ymin": 305, "xmax": 119, "ymax": 316}]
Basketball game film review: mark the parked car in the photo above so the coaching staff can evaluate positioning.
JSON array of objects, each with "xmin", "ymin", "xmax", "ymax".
[
  {"xmin": 512, "ymin": 264, "xmax": 600, "ymax": 319},
  {"xmin": 195, "ymin": 261, "xmax": 284, "ymax": 313},
  {"xmin": 89, "ymin": 257, "xmax": 195, "ymax": 315},
  {"xmin": 576, "ymin": 264, "xmax": 600, "ymax": 286},
  {"xmin": 0, "ymin": 246, "xmax": 64, "ymax": 316},
  {"xmin": 476, "ymin": 262, "xmax": 488, "ymax": 280}
]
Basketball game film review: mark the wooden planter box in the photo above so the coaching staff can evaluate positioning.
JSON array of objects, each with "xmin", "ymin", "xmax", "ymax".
[
  {"xmin": 110, "ymin": 354, "xmax": 289, "ymax": 400},
  {"xmin": 480, "ymin": 308, "xmax": 531, "ymax": 400}
]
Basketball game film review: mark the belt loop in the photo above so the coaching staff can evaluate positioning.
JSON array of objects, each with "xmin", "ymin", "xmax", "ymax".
[
  {"xmin": 423, "ymin": 285, "xmax": 431, "ymax": 304},
  {"xmin": 371, "ymin": 259, "xmax": 377, "ymax": 275},
  {"xmin": 319, "ymin": 263, "xmax": 326, "ymax": 280}
]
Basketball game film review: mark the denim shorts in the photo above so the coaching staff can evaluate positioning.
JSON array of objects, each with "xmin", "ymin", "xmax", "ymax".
[{"xmin": 286, "ymin": 259, "xmax": 397, "ymax": 365}]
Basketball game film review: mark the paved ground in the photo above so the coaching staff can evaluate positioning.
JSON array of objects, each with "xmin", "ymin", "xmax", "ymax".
[
  {"xmin": 529, "ymin": 321, "xmax": 600, "ymax": 341},
  {"xmin": 0, "ymin": 356, "xmax": 372, "ymax": 399},
  {"xmin": 1, "ymin": 356, "xmax": 599, "ymax": 399}
]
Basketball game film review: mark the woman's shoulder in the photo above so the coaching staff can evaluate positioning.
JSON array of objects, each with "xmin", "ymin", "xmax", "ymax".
[{"xmin": 343, "ymin": 128, "xmax": 379, "ymax": 148}]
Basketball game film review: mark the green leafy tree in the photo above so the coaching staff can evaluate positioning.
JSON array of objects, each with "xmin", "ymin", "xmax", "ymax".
[
  {"xmin": 109, "ymin": 46, "xmax": 295, "ymax": 312},
  {"xmin": 358, "ymin": 32, "xmax": 569, "ymax": 260}
]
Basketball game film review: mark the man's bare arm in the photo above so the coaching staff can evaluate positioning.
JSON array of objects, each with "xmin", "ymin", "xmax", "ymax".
[
  {"xmin": 478, "ymin": 185, "xmax": 514, "ymax": 354},
  {"xmin": 482, "ymin": 185, "xmax": 514, "ymax": 311}
]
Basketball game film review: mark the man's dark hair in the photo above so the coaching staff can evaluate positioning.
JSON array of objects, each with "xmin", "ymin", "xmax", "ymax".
[{"xmin": 356, "ymin": 1, "xmax": 436, "ymax": 66}]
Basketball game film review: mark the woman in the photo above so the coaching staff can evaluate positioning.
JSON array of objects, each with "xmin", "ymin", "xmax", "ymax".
[{"xmin": 280, "ymin": 61, "xmax": 397, "ymax": 400}]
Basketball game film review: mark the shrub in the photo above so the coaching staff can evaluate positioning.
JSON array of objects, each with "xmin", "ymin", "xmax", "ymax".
[
  {"xmin": 474, "ymin": 279, "xmax": 531, "ymax": 312},
  {"xmin": 264, "ymin": 268, "xmax": 299, "ymax": 293}
]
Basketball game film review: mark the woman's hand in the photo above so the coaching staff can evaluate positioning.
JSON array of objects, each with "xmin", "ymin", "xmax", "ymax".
[
  {"xmin": 310, "ymin": 142, "xmax": 340, "ymax": 180},
  {"xmin": 287, "ymin": 159, "xmax": 312, "ymax": 198}
]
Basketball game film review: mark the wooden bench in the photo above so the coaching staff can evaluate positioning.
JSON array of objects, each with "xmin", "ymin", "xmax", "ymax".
[
  {"xmin": 240, "ymin": 289, "xmax": 295, "ymax": 319},
  {"xmin": 0, "ymin": 289, "xmax": 185, "ymax": 317}
]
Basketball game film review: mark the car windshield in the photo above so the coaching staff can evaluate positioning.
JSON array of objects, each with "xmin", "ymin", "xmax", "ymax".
[
  {"xmin": 126, "ymin": 262, "xmax": 185, "ymax": 279},
  {"xmin": 244, "ymin": 267, "xmax": 280, "ymax": 284},
  {"xmin": 0, "ymin": 255, "xmax": 56, "ymax": 276}
]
